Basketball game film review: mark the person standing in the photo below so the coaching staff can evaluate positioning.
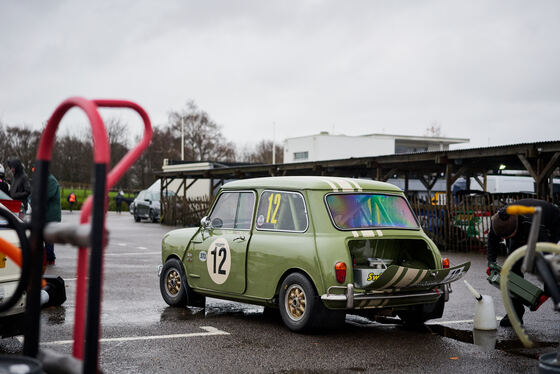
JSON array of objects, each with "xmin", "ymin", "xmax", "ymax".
[
  {"xmin": 67, "ymin": 191, "xmax": 77, "ymax": 213},
  {"xmin": 115, "ymin": 191, "xmax": 124, "ymax": 214},
  {"xmin": 45, "ymin": 173, "xmax": 62, "ymax": 265},
  {"xmin": 7, "ymin": 159, "xmax": 31, "ymax": 219},
  {"xmin": 0, "ymin": 164, "xmax": 9, "ymax": 195},
  {"xmin": 487, "ymin": 198, "xmax": 560, "ymax": 327}
]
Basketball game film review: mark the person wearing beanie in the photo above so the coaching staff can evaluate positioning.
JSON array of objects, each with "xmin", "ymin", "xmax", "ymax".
[
  {"xmin": 487, "ymin": 198, "xmax": 560, "ymax": 327},
  {"xmin": 7, "ymin": 159, "xmax": 31, "ymax": 218},
  {"xmin": 0, "ymin": 164, "xmax": 9, "ymax": 195}
]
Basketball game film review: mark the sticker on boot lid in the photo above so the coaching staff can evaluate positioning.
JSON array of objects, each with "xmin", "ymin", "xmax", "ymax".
[{"xmin": 365, "ymin": 262, "xmax": 471, "ymax": 290}]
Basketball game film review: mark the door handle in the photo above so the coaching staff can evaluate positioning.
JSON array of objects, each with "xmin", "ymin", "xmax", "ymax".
[{"xmin": 233, "ymin": 235, "xmax": 246, "ymax": 242}]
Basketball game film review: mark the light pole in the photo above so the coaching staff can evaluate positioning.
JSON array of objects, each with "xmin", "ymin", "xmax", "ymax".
[{"xmin": 181, "ymin": 117, "xmax": 184, "ymax": 161}]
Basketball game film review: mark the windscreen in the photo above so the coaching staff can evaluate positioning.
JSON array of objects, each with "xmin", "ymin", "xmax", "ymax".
[{"xmin": 325, "ymin": 193, "xmax": 419, "ymax": 230}]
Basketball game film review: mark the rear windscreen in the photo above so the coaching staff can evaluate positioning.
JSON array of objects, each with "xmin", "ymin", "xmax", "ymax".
[{"xmin": 325, "ymin": 193, "xmax": 419, "ymax": 230}]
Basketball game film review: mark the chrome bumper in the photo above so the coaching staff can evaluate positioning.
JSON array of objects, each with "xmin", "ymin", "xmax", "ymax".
[{"xmin": 321, "ymin": 283, "xmax": 449, "ymax": 309}]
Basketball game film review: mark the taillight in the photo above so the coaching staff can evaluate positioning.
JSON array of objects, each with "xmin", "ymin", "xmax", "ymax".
[
  {"xmin": 442, "ymin": 257, "xmax": 450, "ymax": 269},
  {"xmin": 335, "ymin": 262, "xmax": 347, "ymax": 283}
]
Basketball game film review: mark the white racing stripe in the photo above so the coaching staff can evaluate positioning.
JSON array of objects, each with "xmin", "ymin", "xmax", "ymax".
[
  {"xmin": 41, "ymin": 326, "xmax": 229, "ymax": 346},
  {"xmin": 346, "ymin": 179, "xmax": 362, "ymax": 191},
  {"xmin": 327, "ymin": 177, "xmax": 354, "ymax": 192},
  {"xmin": 320, "ymin": 178, "xmax": 339, "ymax": 191}
]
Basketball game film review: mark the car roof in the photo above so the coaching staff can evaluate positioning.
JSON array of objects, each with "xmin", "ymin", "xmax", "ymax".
[{"xmin": 221, "ymin": 176, "xmax": 402, "ymax": 193}]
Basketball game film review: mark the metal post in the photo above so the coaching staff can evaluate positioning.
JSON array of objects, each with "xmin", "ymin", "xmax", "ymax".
[
  {"xmin": 181, "ymin": 118, "xmax": 184, "ymax": 161},
  {"xmin": 272, "ymin": 122, "xmax": 276, "ymax": 164}
]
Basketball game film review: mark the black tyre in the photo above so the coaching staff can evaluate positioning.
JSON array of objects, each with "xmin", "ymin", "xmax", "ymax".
[
  {"xmin": 149, "ymin": 209, "xmax": 157, "ymax": 223},
  {"xmin": 134, "ymin": 215, "xmax": 141, "ymax": 222},
  {"xmin": 398, "ymin": 297, "xmax": 445, "ymax": 326},
  {"xmin": 160, "ymin": 258, "xmax": 188, "ymax": 307},
  {"xmin": 279, "ymin": 273, "xmax": 334, "ymax": 332},
  {"xmin": 159, "ymin": 258, "xmax": 205, "ymax": 308}
]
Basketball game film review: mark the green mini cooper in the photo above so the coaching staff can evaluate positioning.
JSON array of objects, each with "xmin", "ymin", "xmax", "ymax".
[{"xmin": 159, "ymin": 176, "xmax": 470, "ymax": 331}]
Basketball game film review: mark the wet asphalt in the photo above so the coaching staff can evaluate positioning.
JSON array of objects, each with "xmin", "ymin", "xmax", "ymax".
[{"xmin": 0, "ymin": 211, "xmax": 558, "ymax": 373}]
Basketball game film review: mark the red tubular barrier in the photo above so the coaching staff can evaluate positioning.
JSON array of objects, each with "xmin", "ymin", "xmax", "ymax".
[
  {"xmin": 25, "ymin": 98, "xmax": 110, "ymax": 361},
  {"xmin": 27, "ymin": 97, "xmax": 151, "ymax": 374},
  {"xmin": 72, "ymin": 100, "xmax": 152, "ymax": 363}
]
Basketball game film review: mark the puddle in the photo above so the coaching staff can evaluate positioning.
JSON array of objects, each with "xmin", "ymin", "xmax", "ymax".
[{"xmin": 428, "ymin": 324, "xmax": 558, "ymax": 358}]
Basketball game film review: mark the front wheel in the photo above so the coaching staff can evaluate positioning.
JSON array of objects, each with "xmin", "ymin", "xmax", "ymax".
[
  {"xmin": 160, "ymin": 258, "xmax": 188, "ymax": 307},
  {"xmin": 149, "ymin": 209, "xmax": 157, "ymax": 223},
  {"xmin": 159, "ymin": 258, "xmax": 205, "ymax": 308}
]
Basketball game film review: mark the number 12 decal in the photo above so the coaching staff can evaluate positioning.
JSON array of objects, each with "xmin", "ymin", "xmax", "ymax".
[
  {"xmin": 207, "ymin": 238, "xmax": 231, "ymax": 284},
  {"xmin": 211, "ymin": 246, "xmax": 227, "ymax": 275},
  {"xmin": 266, "ymin": 193, "xmax": 281, "ymax": 224}
]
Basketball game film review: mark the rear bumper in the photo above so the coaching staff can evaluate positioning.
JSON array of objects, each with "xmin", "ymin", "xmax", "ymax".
[{"xmin": 321, "ymin": 283, "xmax": 450, "ymax": 309}]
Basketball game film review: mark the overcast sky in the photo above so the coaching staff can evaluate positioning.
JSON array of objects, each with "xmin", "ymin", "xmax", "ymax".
[{"xmin": 1, "ymin": 1, "xmax": 559, "ymax": 151}]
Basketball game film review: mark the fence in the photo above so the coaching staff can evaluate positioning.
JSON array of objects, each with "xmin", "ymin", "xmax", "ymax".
[
  {"xmin": 408, "ymin": 192, "xmax": 544, "ymax": 254},
  {"xmin": 161, "ymin": 192, "xmax": 554, "ymax": 254},
  {"xmin": 161, "ymin": 196, "xmax": 210, "ymax": 227}
]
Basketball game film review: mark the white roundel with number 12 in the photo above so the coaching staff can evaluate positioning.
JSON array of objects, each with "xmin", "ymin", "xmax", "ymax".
[{"xmin": 207, "ymin": 238, "xmax": 231, "ymax": 284}]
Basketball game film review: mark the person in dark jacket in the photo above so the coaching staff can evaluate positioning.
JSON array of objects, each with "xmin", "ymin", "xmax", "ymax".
[
  {"xmin": 7, "ymin": 159, "xmax": 31, "ymax": 219},
  {"xmin": 487, "ymin": 198, "xmax": 560, "ymax": 327},
  {"xmin": 115, "ymin": 191, "xmax": 124, "ymax": 214},
  {"xmin": 0, "ymin": 164, "xmax": 9, "ymax": 195},
  {"xmin": 45, "ymin": 173, "xmax": 62, "ymax": 265}
]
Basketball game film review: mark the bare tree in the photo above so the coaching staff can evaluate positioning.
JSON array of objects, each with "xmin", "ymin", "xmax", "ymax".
[
  {"xmin": 241, "ymin": 140, "xmax": 284, "ymax": 164},
  {"xmin": 424, "ymin": 121, "xmax": 442, "ymax": 137},
  {"xmin": 168, "ymin": 101, "xmax": 236, "ymax": 162}
]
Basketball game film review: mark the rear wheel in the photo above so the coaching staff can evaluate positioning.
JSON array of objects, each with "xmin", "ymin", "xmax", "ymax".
[
  {"xmin": 279, "ymin": 273, "xmax": 343, "ymax": 331},
  {"xmin": 398, "ymin": 297, "xmax": 445, "ymax": 326}
]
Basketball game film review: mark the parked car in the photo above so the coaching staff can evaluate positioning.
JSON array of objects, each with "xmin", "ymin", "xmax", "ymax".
[
  {"xmin": 159, "ymin": 176, "xmax": 470, "ymax": 331},
  {"xmin": 132, "ymin": 189, "xmax": 166, "ymax": 223}
]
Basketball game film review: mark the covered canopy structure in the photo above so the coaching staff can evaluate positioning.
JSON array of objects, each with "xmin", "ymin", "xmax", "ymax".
[{"xmin": 155, "ymin": 141, "xmax": 560, "ymax": 202}]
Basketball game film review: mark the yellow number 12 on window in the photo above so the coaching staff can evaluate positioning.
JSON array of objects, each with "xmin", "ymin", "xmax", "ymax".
[{"xmin": 266, "ymin": 193, "xmax": 281, "ymax": 224}]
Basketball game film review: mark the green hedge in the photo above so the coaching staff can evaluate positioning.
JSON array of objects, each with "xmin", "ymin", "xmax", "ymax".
[{"xmin": 60, "ymin": 188, "xmax": 136, "ymax": 212}]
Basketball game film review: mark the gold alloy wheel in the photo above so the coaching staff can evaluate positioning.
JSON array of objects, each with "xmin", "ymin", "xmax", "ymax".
[
  {"xmin": 166, "ymin": 269, "xmax": 181, "ymax": 296},
  {"xmin": 285, "ymin": 284, "xmax": 306, "ymax": 321}
]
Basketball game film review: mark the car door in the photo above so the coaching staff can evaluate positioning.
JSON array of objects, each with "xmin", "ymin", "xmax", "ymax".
[{"xmin": 186, "ymin": 190, "xmax": 255, "ymax": 294}]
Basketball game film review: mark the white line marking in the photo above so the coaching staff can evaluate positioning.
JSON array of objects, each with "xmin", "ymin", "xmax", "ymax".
[
  {"xmin": 426, "ymin": 318, "xmax": 501, "ymax": 326},
  {"xmin": 41, "ymin": 326, "xmax": 229, "ymax": 346},
  {"xmin": 105, "ymin": 252, "xmax": 160, "ymax": 256},
  {"xmin": 137, "ymin": 247, "xmax": 148, "ymax": 250},
  {"xmin": 117, "ymin": 243, "xmax": 127, "ymax": 247}
]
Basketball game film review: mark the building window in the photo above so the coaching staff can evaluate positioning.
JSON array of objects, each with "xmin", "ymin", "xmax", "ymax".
[{"xmin": 293, "ymin": 151, "xmax": 308, "ymax": 160}]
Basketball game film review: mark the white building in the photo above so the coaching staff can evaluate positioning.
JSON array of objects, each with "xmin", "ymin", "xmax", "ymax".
[{"xmin": 284, "ymin": 132, "xmax": 469, "ymax": 163}]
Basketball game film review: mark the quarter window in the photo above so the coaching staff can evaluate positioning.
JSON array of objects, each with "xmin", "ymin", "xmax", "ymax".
[
  {"xmin": 255, "ymin": 191, "xmax": 307, "ymax": 232},
  {"xmin": 209, "ymin": 191, "xmax": 255, "ymax": 230}
]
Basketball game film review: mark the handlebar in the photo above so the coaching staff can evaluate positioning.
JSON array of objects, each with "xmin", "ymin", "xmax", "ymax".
[{"xmin": 506, "ymin": 205, "xmax": 537, "ymax": 215}]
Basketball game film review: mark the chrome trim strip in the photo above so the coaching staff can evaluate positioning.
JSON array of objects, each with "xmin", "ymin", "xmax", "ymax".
[{"xmin": 321, "ymin": 284, "xmax": 440, "ymax": 308}]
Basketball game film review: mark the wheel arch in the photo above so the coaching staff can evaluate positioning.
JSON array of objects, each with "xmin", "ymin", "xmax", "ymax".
[{"xmin": 274, "ymin": 268, "xmax": 320, "ymax": 305}]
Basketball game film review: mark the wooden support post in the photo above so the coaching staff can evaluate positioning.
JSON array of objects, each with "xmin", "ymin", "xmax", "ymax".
[{"xmin": 404, "ymin": 172, "xmax": 409, "ymax": 194}]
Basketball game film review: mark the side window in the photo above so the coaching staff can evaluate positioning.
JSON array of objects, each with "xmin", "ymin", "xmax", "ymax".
[
  {"xmin": 209, "ymin": 191, "xmax": 255, "ymax": 230},
  {"xmin": 255, "ymin": 191, "xmax": 308, "ymax": 232}
]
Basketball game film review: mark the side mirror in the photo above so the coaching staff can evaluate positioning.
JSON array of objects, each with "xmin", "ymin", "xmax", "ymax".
[{"xmin": 201, "ymin": 216, "xmax": 211, "ymax": 229}]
